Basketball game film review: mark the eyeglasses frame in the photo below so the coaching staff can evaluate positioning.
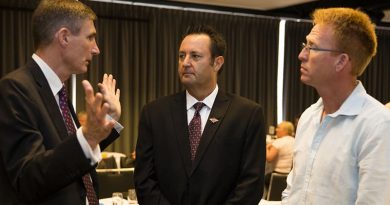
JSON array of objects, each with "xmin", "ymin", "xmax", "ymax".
[{"xmin": 301, "ymin": 42, "xmax": 344, "ymax": 53}]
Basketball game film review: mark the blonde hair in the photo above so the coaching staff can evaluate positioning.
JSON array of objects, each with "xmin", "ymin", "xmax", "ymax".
[
  {"xmin": 312, "ymin": 8, "xmax": 377, "ymax": 76},
  {"xmin": 279, "ymin": 121, "xmax": 295, "ymax": 136},
  {"xmin": 385, "ymin": 102, "xmax": 390, "ymax": 109}
]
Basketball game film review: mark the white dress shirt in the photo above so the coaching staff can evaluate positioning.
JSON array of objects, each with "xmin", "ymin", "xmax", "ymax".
[
  {"xmin": 282, "ymin": 82, "xmax": 390, "ymax": 205},
  {"xmin": 186, "ymin": 85, "xmax": 218, "ymax": 133},
  {"xmin": 32, "ymin": 54, "xmax": 103, "ymax": 164}
]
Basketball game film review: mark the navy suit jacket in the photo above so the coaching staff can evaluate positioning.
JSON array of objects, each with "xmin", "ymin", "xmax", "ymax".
[
  {"xmin": 0, "ymin": 59, "xmax": 119, "ymax": 205},
  {"xmin": 135, "ymin": 90, "xmax": 266, "ymax": 205}
]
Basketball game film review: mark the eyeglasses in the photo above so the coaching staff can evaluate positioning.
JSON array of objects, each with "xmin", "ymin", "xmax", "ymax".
[{"xmin": 301, "ymin": 42, "xmax": 343, "ymax": 53}]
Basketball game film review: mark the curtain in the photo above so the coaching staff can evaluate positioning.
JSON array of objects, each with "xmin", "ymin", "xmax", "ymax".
[
  {"xmin": 0, "ymin": 6, "xmax": 34, "ymax": 76},
  {"xmin": 283, "ymin": 20, "xmax": 317, "ymax": 124},
  {"xmin": 75, "ymin": 2, "xmax": 155, "ymax": 155},
  {"xmin": 359, "ymin": 28, "xmax": 390, "ymax": 104},
  {"xmin": 152, "ymin": 9, "xmax": 280, "ymax": 127}
]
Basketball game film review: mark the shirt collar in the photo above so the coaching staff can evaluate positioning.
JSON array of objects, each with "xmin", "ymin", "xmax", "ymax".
[
  {"xmin": 314, "ymin": 81, "xmax": 366, "ymax": 117},
  {"xmin": 186, "ymin": 85, "xmax": 219, "ymax": 110},
  {"xmin": 32, "ymin": 53, "xmax": 63, "ymax": 96}
]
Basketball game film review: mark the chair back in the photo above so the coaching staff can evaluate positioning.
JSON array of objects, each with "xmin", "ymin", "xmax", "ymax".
[
  {"xmin": 97, "ymin": 156, "xmax": 117, "ymax": 169},
  {"xmin": 266, "ymin": 172, "xmax": 288, "ymax": 201},
  {"xmin": 101, "ymin": 152, "xmax": 126, "ymax": 168},
  {"xmin": 97, "ymin": 169, "xmax": 135, "ymax": 199},
  {"xmin": 120, "ymin": 156, "xmax": 135, "ymax": 168}
]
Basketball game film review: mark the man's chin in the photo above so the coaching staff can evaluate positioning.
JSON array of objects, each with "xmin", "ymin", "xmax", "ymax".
[
  {"xmin": 181, "ymin": 79, "xmax": 196, "ymax": 88},
  {"xmin": 300, "ymin": 76, "xmax": 316, "ymax": 88},
  {"xmin": 180, "ymin": 76, "xmax": 194, "ymax": 84},
  {"xmin": 78, "ymin": 66, "xmax": 89, "ymax": 74},
  {"xmin": 300, "ymin": 76, "xmax": 310, "ymax": 84}
]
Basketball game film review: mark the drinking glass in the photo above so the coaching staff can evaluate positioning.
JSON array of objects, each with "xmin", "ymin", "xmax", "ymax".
[
  {"xmin": 127, "ymin": 189, "xmax": 137, "ymax": 204},
  {"xmin": 112, "ymin": 192, "xmax": 123, "ymax": 205}
]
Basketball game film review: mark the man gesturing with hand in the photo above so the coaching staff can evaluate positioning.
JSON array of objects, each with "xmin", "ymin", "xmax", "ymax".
[{"xmin": 0, "ymin": 1, "xmax": 123, "ymax": 204}]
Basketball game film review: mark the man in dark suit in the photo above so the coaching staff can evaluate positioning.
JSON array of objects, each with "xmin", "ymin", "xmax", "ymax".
[
  {"xmin": 134, "ymin": 25, "xmax": 266, "ymax": 205},
  {"xmin": 0, "ymin": 0, "xmax": 122, "ymax": 204}
]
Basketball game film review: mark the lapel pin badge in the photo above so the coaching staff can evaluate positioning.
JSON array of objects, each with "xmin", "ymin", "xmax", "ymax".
[{"xmin": 209, "ymin": 117, "xmax": 219, "ymax": 123}]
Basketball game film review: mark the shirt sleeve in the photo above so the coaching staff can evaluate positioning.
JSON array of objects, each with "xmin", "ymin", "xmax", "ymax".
[
  {"xmin": 76, "ymin": 128, "xmax": 102, "ymax": 165},
  {"xmin": 106, "ymin": 114, "xmax": 124, "ymax": 132},
  {"xmin": 75, "ymin": 115, "xmax": 123, "ymax": 165}
]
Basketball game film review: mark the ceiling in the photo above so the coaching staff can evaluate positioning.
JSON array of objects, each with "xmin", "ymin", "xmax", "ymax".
[
  {"xmin": 169, "ymin": 0, "xmax": 316, "ymax": 10},
  {"xmin": 160, "ymin": 0, "xmax": 390, "ymax": 26}
]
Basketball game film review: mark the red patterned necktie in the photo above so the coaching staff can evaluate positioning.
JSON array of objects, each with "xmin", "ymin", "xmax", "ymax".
[
  {"xmin": 188, "ymin": 102, "xmax": 205, "ymax": 161},
  {"xmin": 58, "ymin": 86, "xmax": 99, "ymax": 205}
]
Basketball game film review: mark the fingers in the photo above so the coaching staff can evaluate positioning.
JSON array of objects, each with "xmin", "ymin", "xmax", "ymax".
[
  {"xmin": 102, "ymin": 73, "xmax": 108, "ymax": 86},
  {"xmin": 98, "ymin": 74, "xmax": 116, "ymax": 96},
  {"xmin": 83, "ymin": 80, "xmax": 109, "ymax": 117},
  {"xmin": 101, "ymin": 73, "xmax": 115, "ymax": 91},
  {"xmin": 116, "ymin": 88, "xmax": 120, "ymax": 100},
  {"xmin": 82, "ymin": 80, "xmax": 115, "ymax": 148},
  {"xmin": 97, "ymin": 73, "xmax": 121, "ymax": 121},
  {"xmin": 82, "ymin": 80, "xmax": 94, "ymax": 102},
  {"xmin": 92, "ymin": 92, "xmax": 104, "ymax": 114}
]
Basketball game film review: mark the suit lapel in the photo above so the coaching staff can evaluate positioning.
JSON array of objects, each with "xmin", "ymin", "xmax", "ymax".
[
  {"xmin": 191, "ymin": 90, "xmax": 230, "ymax": 174},
  {"xmin": 28, "ymin": 59, "xmax": 69, "ymax": 141},
  {"xmin": 29, "ymin": 59, "xmax": 96, "ymax": 187},
  {"xmin": 171, "ymin": 92, "xmax": 193, "ymax": 176}
]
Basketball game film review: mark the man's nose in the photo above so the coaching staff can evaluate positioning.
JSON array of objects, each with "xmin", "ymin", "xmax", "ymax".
[{"xmin": 92, "ymin": 41, "xmax": 100, "ymax": 55}]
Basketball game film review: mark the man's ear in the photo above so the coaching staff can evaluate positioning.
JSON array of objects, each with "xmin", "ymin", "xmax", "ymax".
[
  {"xmin": 213, "ymin": 56, "xmax": 224, "ymax": 72},
  {"xmin": 335, "ymin": 53, "xmax": 349, "ymax": 72},
  {"xmin": 56, "ymin": 27, "xmax": 71, "ymax": 48}
]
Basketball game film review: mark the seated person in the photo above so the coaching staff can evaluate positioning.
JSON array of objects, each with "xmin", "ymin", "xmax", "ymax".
[
  {"xmin": 265, "ymin": 121, "xmax": 295, "ymax": 188},
  {"xmin": 77, "ymin": 111, "xmax": 87, "ymax": 126},
  {"xmin": 97, "ymin": 156, "xmax": 116, "ymax": 169},
  {"xmin": 98, "ymin": 151, "xmax": 126, "ymax": 169},
  {"xmin": 120, "ymin": 151, "xmax": 136, "ymax": 168}
]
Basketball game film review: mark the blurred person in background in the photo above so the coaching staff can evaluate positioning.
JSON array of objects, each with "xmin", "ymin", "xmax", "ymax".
[
  {"xmin": 265, "ymin": 121, "xmax": 294, "ymax": 188},
  {"xmin": 78, "ymin": 111, "xmax": 88, "ymax": 126},
  {"xmin": 385, "ymin": 102, "xmax": 390, "ymax": 109}
]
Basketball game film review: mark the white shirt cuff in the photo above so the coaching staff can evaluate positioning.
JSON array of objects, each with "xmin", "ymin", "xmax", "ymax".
[
  {"xmin": 106, "ymin": 114, "xmax": 124, "ymax": 133},
  {"xmin": 76, "ymin": 128, "xmax": 102, "ymax": 165}
]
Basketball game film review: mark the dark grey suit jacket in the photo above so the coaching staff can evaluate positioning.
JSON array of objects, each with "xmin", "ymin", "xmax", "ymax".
[
  {"xmin": 135, "ymin": 90, "xmax": 266, "ymax": 205},
  {"xmin": 0, "ymin": 59, "xmax": 119, "ymax": 205}
]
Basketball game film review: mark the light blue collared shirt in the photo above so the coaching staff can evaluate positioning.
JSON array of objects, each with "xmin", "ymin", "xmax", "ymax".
[
  {"xmin": 186, "ymin": 85, "xmax": 218, "ymax": 133},
  {"xmin": 282, "ymin": 81, "xmax": 390, "ymax": 205}
]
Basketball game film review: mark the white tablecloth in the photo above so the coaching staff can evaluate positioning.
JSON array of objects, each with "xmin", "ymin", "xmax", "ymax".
[
  {"xmin": 259, "ymin": 199, "xmax": 282, "ymax": 205},
  {"xmin": 99, "ymin": 198, "xmax": 279, "ymax": 205},
  {"xmin": 99, "ymin": 198, "xmax": 138, "ymax": 205}
]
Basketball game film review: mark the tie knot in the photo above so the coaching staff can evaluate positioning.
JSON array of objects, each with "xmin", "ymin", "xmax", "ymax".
[
  {"xmin": 58, "ymin": 86, "xmax": 68, "ymax": 100},
  {"xmin": 193, "ymin": 102, "xmax": 205, "ymax": 113}
]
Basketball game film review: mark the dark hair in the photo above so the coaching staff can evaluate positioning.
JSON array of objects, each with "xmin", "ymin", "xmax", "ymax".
[
  {"xmin": 182, "ymin": 25, "xmax": 226, "ymax": 59},
  {"xmin": 32, "ymin": 0, "xmax": 96, "ymax": 49}
]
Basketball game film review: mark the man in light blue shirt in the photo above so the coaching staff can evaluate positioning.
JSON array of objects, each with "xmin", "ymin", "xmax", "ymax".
[{"xmin": 282, "ymin": 8, "xmax": 390, "ymax": 205}]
